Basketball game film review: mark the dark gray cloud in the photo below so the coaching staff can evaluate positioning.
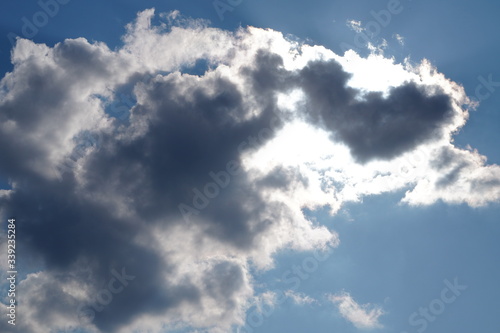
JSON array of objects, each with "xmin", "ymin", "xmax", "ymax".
[
  {"xmin": 0, "ymin": 10, "xmax": 480, "ymax": 333},
  {"xmin": 296, "ymin": 60, "xmax": 455, "ymax": 163},
  {"xmin": 0, "ymin": 49, "xmax": 459, "ymax": 332},
  {"xmin": 2, "ymin": 177, "xmax": 201, "ymax": 332},
  {"xmin": 82, "ymin": 63, "xmax": 285, "ymax": 248},
  {"xmin": 0, "ymin": 44, "xmax": 289, "ymax": 333}
]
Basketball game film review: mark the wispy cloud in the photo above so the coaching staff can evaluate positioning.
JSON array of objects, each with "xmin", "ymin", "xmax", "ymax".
[
  {"xmin": 284, "ymin": 290, "xmax": 317, "ymax": 305},
  {"xmin": 394, "ymin": 33, "xmax": 405, "ymax": 46},
  {"xmin": 346, "ymin": 19, "xmax": 364, "ymax": 33},
  {"xmin": 329, "ymin": 292, "xmax": 385, "ymax": 329}
]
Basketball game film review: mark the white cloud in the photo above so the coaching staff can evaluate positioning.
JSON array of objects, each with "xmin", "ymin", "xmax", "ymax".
[
  {"xmin": 329, "ymin": 292, "xmax": 384, "ymax": 329},
  {"xmin": 394, "ymin": 33, "xmax": 405, "ymax": 46},
  {"xmin": 284, "ymin": 290, "xmax": 317, "ymax": 305},
  {"xmin": 347, "ymin": 20, "xmax": 364, "ymax": 33}
]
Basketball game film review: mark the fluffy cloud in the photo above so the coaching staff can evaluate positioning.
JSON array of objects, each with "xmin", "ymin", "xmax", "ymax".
[{"xmin": 0, "ymin": 8, "xmax": 498, "ymax": 333}]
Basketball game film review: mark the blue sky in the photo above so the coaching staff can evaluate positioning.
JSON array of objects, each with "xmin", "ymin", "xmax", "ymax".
[{"xmin": 0, "ymin": 1, "xmax": 499, "ymax": 333}]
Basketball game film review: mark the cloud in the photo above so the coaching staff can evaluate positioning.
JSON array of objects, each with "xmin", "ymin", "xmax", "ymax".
[
  {"xmin": 394, "ymin": 33, "xmax": 405, "ymax": 46},
  {"xmin": 0, "ymin": 7, "xmax": 498, "ymax": 333},
  {"xmin": 329, "ymin": 292, "xmax": 384, "ymax": 329},
  {"xmin": 296, "ymin": 60, "xmax": 455, "ymax": 163},
  {"xmin": 347, "ymin": 20, "xmax": 364, "ymax": 33},
  {"xmin": 284, "ymin": 290, "xmax": 317, "ymax": 305}
]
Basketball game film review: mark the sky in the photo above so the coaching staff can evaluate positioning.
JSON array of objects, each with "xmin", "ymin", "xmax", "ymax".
[{"xmin": 0, "ymin": 1, "xmax": 499, "ymax": 333}]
